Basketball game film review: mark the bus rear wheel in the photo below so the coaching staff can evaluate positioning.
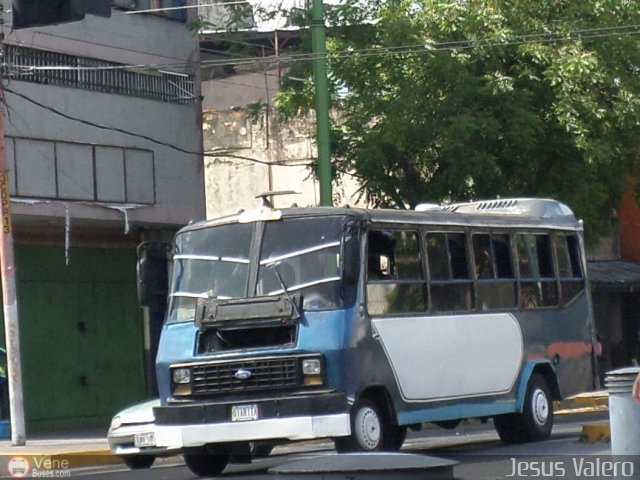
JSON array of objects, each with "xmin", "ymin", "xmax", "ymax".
[
  {"xmin": 335, "ymin": 398, "xmax": 406, "ymax": 452},
  {"xmin": 494, "ymin": 373, "xmax": 553, "ymax": 444},
  {"xmin": 183, "ymin": 446, "xmax": 230, "ymax": 477}
]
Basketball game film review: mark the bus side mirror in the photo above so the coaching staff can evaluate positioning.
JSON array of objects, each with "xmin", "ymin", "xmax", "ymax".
[{"xmin": 137, "ymin": 242, "xmax": 171, "ymax": 308}]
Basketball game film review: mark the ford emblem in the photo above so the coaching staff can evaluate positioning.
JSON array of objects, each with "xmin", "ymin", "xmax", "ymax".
[{"xmin": 234, "ymin": 369, "xmax": 252, "ymax": 380}]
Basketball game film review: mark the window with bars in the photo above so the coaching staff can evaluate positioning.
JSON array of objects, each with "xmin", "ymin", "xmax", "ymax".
[{"xmin": 3, "ymin": 45, "xmax": 195, "ymax": 104}]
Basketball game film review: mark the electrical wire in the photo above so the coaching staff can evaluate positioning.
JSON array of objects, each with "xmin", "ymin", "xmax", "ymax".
[
  {"xmin": 1, "ymin": 85, "xmax": 313, "ymax": 167},
  {"xmin": 198, "ymin": 24, "xmax": 640, "ymax": 68},
  {"xmin": 3, "ymin": 21, "xmax": 638, "ymax": 170},
  {"xmin": 5, "ymin": 24, "xmax": 640, "ymax": 73},
  {"xmin": 126, "ymin": 1, "xmax": 252, "ymax": 15}
]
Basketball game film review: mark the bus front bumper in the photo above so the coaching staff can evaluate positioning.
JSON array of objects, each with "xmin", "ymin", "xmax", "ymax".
[{"xmin": 153, "ymin": 391, "xmax": 351, "ymax": 448}]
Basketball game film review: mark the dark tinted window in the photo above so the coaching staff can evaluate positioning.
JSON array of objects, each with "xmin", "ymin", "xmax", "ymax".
[
  {"xmin": 516, "ymin": 233, "xmax": 558, "ymax": 308},
  {"xmin": 427, "ymin": 232, "xmax": 473, "ymax": 312},
  {"xmin": 427, "ymin": 233, "xmax": 471, "ymax": 281},
  {"xmin": 472, "ymin": 233, "xmax": 516, "ymax": 310},
  {"xmin": 367, "ymin": 229, "xmax": 426, "ymax": 315},
  {"xmin": 555, "ymin": 234, "xmax": 585, "ymax": 304}
]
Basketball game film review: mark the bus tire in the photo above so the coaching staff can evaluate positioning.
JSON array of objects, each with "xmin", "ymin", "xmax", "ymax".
[
  {"xmin": 494, "ymin": 373, "xmax": 553, "ymax": 444},
  {"xmin": 384, "ymin": 423, "xmax": 407, "ymax": 451},
  {"xmin": 335, "ymin": 398, "xmax": 404, "ymax": 452},
  {"xmin": 183, "ymin": 447, "xmax": 230, "ymax": 477},
  {"xmin": 250, "ymin": 441, "xmax": 274, "ymax": 457}
]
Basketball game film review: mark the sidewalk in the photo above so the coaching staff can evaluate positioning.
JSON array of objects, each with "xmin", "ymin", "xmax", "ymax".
[
  {"xmin": 0, "ymin": 429, "xmax": 119, "ymax": 469},
  {"xmin": 0, "ymin": 391, "xmax": 612, "ymax": 471}
]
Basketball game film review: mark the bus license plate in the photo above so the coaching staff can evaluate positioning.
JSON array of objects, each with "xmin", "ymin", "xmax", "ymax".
[
  {"xmin": 231, "ymin": 404, "xmax": 259, "ymax": 422},
  {"xmin": 134, "ymin": 432, "xmax": 156, "ymax": 448}
]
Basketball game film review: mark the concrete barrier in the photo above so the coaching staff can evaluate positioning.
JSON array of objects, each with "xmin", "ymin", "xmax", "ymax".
[
  {"xmin": 605, "ymin": 366, "xmax": 640, "ymax": 455},
  {"xmin": 270, "ymin": 452, "xmax": 458, "ymax": 480}
]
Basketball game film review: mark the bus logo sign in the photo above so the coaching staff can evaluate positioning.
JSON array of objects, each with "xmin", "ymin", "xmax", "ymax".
[{"xmin": 234, "ymin": 369, "xmax": 252, "ymax": 380}]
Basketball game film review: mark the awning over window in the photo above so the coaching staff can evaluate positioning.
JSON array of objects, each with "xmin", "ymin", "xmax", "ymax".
[{"xmin": 587, "ymin": 261, "xmax": 640, "ymax": 291}]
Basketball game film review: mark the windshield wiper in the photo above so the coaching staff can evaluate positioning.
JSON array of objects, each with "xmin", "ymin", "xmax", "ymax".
[{"xmin": 268, "ymin": 261, "xmax": 303, "ymax": 322}]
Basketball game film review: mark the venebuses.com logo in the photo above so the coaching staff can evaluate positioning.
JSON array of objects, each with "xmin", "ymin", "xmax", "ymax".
[
  {"xmin": 7, "ymin": 457, "xmax": 30, "ymax": 478},
  {"xmin": 6, "ymin": 456, "xmax": 71, "ymax": 478}
]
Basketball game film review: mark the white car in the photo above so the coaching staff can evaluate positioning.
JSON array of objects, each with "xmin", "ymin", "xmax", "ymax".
[
  {"xmin": 108, "ymin": 399, "xmax": 181, "ymax": 469},
  {"xmin": 108, "ymin": 400, "xmax": 275, "ymax": 471}
]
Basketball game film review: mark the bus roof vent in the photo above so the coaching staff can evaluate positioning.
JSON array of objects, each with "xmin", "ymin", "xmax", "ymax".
[
  {"xmin": 415, "ymin": 203, "xmax": 445, "ymax": 212},
  {"xmin": 448, "ymin": 198, "xmax": 575, "ymax": 219}
]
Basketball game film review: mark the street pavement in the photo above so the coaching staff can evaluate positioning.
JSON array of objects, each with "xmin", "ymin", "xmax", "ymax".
[
  {"xmin": 0, "ymin": 390, "xmax": 612, "ymax": 474},
  {"xmin": 51, "ymin": 419, "xmax": 615, "ymax": 480}
]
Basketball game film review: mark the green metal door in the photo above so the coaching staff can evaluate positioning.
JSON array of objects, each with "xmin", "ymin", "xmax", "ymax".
[{"xmin": 11, "ymin": 245, "xmax": 146, "ymax": 431}]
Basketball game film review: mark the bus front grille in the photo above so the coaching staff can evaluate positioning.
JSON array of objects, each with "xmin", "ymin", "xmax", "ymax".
[{"xmin": 191, "ymin": 358, "xmax": 299, "ymax": 395}]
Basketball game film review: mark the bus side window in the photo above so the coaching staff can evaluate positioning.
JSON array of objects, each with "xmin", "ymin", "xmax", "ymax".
[
  {"xmin": 516, "ymin": 233, "xmax": 558, "ymax": 309},
  {"xmin": 555, "ymin": 234, "xmax": 585, "ymax": 304},
  {"xmin": 366, "ymin": 230, "xmax": 426, "ymax": 315},
  {"xmin": 473, "ymin": 233, "xmax": 516, "ymax": 310},
  {"xmin": 427, "ymin": 232, "xmax": 473, "ymax": 313},
  {"xmin": 367, "ymin": 231, "xmax": 395, "ymax": 280}
]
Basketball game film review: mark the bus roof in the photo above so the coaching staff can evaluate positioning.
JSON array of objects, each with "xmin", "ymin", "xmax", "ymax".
[{"xmin": 180, "ymin": 198, "xmax": 581, "ymax": 234}]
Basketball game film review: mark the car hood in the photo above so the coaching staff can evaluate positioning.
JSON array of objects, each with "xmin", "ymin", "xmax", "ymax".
[{"xmin": 114, "ymin": 399, "xmax": 160, "ymax": 424}]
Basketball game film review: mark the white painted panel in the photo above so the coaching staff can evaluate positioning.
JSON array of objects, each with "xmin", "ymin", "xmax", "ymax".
[
  {"xmin": 95, "ymin": 147, "xmax": 125, "ymax": 203},
  {"xmin": 372, "ymin": 313, "xmax": 523, "ymax": 401},
  {"xmin": 57, "ymin": 143, "xmax": 94, "ymax": 200},
  {"xmin": 15, "ymin": 139, "xmax": 56, "ymax": 197}
]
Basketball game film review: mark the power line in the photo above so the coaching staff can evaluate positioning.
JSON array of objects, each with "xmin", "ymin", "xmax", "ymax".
[
  {"xmin": 197, "ymin": 24, "xmax": 640, "ymax": 68},
  {"xmin": 126, "ymin": 1, "xmax": 251, "ymax": 14},
  {"xmin": 2, "ymin": 86, "xmax": 313, "ymax": 167},
  {"xmin": 4, "ymin": 23, "xmax": 639, "ymax": 74}
]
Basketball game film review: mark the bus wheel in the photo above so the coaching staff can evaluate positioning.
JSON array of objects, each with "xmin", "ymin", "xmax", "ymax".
[
  {"xmin": 183, "ymin": 446, "xmax": 230, "ymax": 477},
  {"xmin": 494, "ymin": 374, "xmax": 553, "ymax": 444},
  {"xmin": 335, "ymin": 398, "xmax": 405, "ymax": 452}
]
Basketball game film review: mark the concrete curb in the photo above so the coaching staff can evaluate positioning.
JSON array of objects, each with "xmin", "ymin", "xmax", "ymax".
[
  {"xmin": 554, "ymin": 390, "xmax": 609, "ymax": 416},
  {"xmin": 580, "ymin": 421, "xmax": 611, "ymax": 443}
]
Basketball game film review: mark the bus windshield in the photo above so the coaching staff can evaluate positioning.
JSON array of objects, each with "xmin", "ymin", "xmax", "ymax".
[
  {"xmin": 169, "ymin": 223, "xmax": 253, "ymax": 323},
  {"xmin": 257, "ymin": 216, "xmax": 344, "ymax": 309},
  {"xmin": 168, "ymin": 215, "xmax": 351, "ymax": 323}
]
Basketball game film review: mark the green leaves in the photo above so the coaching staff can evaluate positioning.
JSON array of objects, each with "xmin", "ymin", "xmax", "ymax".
[{"xmin": 276, "ymin": 0, "xmax": 640, "ymax": 244}]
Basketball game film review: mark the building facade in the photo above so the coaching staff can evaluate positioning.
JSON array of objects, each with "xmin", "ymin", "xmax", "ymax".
[{"xmin": 1, "ymin": 1, "xmax": 204, "ymax": 431}]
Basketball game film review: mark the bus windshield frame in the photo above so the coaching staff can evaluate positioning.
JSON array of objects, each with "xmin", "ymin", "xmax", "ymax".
[{"xmin": 167, "ymin": 215, "xmax": 356, "ymax": 323}]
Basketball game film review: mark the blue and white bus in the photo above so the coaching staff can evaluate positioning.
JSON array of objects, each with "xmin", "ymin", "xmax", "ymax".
[{"xmin": 141, "ymin": 196, "xmax": 596, "ymax": 476}]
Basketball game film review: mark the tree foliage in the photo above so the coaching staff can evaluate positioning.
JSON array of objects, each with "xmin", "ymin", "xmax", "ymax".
[{"xmin": 275, "ymin": 0, "xmax": 640, "ymax": 243}]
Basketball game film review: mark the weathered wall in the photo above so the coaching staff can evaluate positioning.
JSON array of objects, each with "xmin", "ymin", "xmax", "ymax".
[
  {"xmin": 0, "ymin": 1, "xmax": 204, "ymax": 430},
  {"xmin": 203, "ymin": 108, "xmax": 364, "ymax": 218},
  {"xmin": 201, "ymin": 71, "xmax": 282, "ymax": 111},
  {"xmin": 4, "ymin": 82, "xmax": 204, "ymax": 228},
  {"xmin": 619, "ymin": 178, "xmax": 640, "ymax": 262},
  {"xmin": 4, "ymin": 5, "xmax": 200, "ymax": 73},
  {"xmin": 1, "ymin": 1, "xmax": 205, "ymax": 229}
]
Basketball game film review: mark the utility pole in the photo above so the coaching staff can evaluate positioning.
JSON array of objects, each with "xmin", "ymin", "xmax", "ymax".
[
  {"xmin": 0, "ymin": 36, "xmax": 26, "ymax": 447},
  {"xmin": 310, "ymin": 0, "xmax": 332, "ymax": 207}
]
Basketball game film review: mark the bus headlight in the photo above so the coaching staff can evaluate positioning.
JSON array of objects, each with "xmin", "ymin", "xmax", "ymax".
[
  {"xmin": 172, "ymin": 367, "xmax": 192, "ymax": 396},
  {"xmin": 173, "ymin": 367, "xmax": 191, "ymax": 383},
  {"xmin": 301, "ymin": 358, "xmax": 323, "ymax": 386}
]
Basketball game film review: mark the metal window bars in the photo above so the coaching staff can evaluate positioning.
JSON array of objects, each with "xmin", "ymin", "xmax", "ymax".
[{"xmin": 2, "ymin": 44, "xmax": 196, "ymax": 104}]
